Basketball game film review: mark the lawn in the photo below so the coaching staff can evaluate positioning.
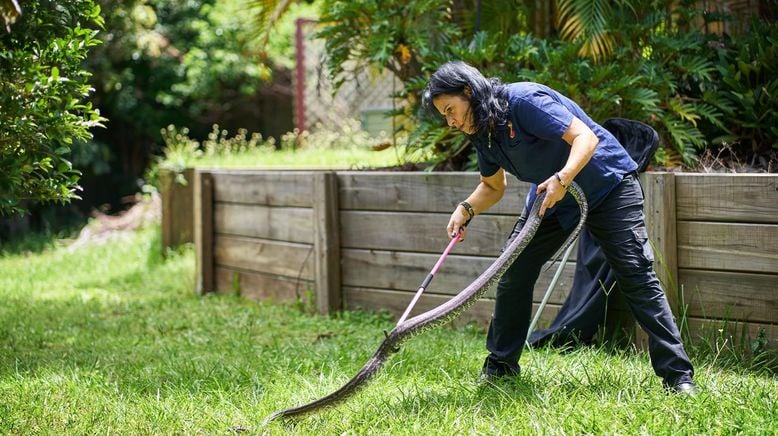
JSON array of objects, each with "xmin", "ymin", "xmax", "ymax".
[{"xmin": 1, "ymin": 225, "xmax": 776, "ymax": 434}]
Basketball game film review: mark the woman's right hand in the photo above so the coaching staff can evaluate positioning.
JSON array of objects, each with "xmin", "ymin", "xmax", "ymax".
[{"xmin": 446, "ymin": 205, "xmax": 470, "ymax": 241}]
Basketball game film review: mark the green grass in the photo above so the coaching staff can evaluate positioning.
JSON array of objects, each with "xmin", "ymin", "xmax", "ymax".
[
  {"xmin": 1, "ymin": 226, "xmax": 776, "ymax": 434},
  {"xmin": 155, "ymin": 120, "xmax": 425, "ymax": 172},
  {"xmin": 187, "ymin": 145, "xmax": 415, "ymax": 170}
]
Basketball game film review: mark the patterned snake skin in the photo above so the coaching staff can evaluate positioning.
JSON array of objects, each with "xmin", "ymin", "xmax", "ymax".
[{"xmin": 264, "ymin": 182, "xmax": 588, "ymax": 423}]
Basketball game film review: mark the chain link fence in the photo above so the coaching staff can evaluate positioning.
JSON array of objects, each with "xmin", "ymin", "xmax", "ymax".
[{"xmin": 294, "ymin": 20, "xmax": 400, "ymax": 137}]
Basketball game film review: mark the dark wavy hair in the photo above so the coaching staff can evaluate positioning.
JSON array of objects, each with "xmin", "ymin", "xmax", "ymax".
[{"xmin": 422, "ymin": 61, "xmax": 507, "ymax": 137}]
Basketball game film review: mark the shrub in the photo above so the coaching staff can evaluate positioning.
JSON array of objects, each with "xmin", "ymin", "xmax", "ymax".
[
  {"xmin": 145, "ymin": 124, "xmax": 273, "ymax": 186},
  {"xmin": 280, "ymin": 119, "xmax": 390, "ymax": 150},
  {"xmin": 0, "ymin": 1, "xmax": 105, "ymax": 215},
  {"xmin": 317, "ymin": 0, "xmax": 777, "ymax": 170},
  {"xmin": 708, "ymin": 20, "xmax": 778, "ymax": 157}
]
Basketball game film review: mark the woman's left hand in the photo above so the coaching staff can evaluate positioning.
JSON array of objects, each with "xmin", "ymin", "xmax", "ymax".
[{"xmin": 536, "ymin": 174, "xmax": 567, "ymax": 217}]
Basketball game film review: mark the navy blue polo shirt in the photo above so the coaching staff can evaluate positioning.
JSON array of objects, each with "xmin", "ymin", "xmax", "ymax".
[{"xmin": 474, "ymin": 82, "xmax": 637, "ymax": 229}]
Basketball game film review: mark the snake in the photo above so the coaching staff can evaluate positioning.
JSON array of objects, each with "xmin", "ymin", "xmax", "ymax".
[{"xmin": 264, "ymin": 182, "xmax": 588, "ymax": 424}]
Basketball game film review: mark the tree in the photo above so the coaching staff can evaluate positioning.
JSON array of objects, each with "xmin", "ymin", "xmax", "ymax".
[
  {"xmin": 0, "ymin": 1, "xmax": 105, "ymax": 215},
  {"xmin": 73, "ymin": 0, "xmax": 305, "ymax": 213}
]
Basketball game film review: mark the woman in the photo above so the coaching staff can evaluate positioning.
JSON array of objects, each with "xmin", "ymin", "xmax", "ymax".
[{"xmin": 422, "ymin": 61, "xmax": 696, "ymax": 394}]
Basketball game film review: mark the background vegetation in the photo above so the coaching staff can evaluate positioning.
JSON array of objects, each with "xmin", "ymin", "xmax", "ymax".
[
  {"xmin": 75, "ymin": 0, "xmax": 315, "ymax": 213},
  {"xmin": 0, "ymin": 0, "xmax": 320, "ymax": 235},
  {"xmin": 1, "ymin": 0, "xmax": 776, "ymax": 233},
  {"xmin": 317, "ymin": 0, "xmax": 778, "ymax": 170},
  {"xmin": 145, "ymin": 120, "xmax": 405, "ymax": 187}
]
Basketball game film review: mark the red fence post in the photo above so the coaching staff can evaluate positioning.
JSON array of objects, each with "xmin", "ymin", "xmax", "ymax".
[{"xmin": 294, "ymin": 18, "xmax": 316, "ymax": 133}]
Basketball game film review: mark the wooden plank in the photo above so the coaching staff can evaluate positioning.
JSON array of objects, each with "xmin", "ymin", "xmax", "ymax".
[
  {"xmin": 161, "ymin": 168, "xmax": 195, "ymax": 250},
  {"xmin": 214, "ymin": 266, "xmax": 313, "ymax": 302},
  {"xmin": 339, "ymin": 211, "xmax": 580, "ymax": 259},
  {"xmin": 677, "ymin": 221, "xmax": 778, "ymax": 273},
  {"xmin": 678, "ymin": 269, "xmax": 778, "ymax": 324},
  {"xmin": 343, "ymin": 286, "xmax": 562, "ymax": 329},
  {"xmin": 214, "ymin": 235, "xmax": 314, "ymax": 280},
  {"xmin": 160, "ymin": 168, "xmax": 175, "ymax": 250},
  {"xmin": 313, "ymin": 172, "xmax": 342, "ymax": 314},
  {"xmin": 210, "ymin": 171, "xmax": 314, "ymax": 207},
  {"xmin": 337, "ymin": 171, "xmax": 530, "ymax": 214},
  {"xmin": 685, "ymin": 317, "xmax": 778, "ymax": 350},
  {"xmin": 194, "ymin": 170, "xmax": 214, "ymax": 295},
  {"xmin": 639, "ymin": 172, "xmax": 677, "ymax": 350},
  {"xmin": 214, "ymin": 203, "xmax": 313, "ymax": 243},
  {"xmin": 640, "ymin": 173, "xmax": 679, "ymax": 309},
  {"xmin": 340, "ymin": 248, "xmax": 577, "ymax": 304},
  {"xmin": 675, "ymin": 173, "xmax": 778, "ymax": 223},
  {"xmin": 175, "ymin": 168, "xmax": 195, "ymax": 246}
]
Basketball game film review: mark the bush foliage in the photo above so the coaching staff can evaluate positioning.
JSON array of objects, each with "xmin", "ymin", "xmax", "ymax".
[
  {"xmin": 0, "ymin": 1, "xmax": 105, "ymax": 215},
  {"xmin": 317, "ymin": 0, "xmax": 777, "ymax": 170}
]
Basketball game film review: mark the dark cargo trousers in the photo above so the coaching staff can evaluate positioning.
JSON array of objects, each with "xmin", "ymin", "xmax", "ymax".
[{"xmin": 484, "ymin": 173, "xmax": 694, "ymax": 386}]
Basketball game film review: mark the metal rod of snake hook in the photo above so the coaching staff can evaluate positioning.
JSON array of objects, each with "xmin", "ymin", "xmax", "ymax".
[
  {"xmin": 526, "ymin": 240, "xmax": 576, "ymax": 343},
  {"xmin": 396, "ymin": 230, "xmax": 462, "ymax": 326}
]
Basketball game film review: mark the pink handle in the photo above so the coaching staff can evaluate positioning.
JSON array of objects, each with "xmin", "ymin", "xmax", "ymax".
[
  {"xmin": 430, "ymin": 232, "xmax": 461, "ymax": 276},
  {"xmin": 396, "ymin": 230, "xmax": 462, "ymax": 326}
]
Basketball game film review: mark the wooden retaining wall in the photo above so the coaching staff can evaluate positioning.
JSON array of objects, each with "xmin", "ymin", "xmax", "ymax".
[
  {"xmin": 194, "ymin": 170, "xmax": 340, "ymax": 313},
  {"xmin": 674, "ymin": 174, "xmax": 778, "ymax": 349},
  {"xmin": 191, "ymin": 170, "xmax": 778, "ymax": 349},
  {"xmin": 337, "ymin": 172, "xmax": 581, "ymax": 327}
]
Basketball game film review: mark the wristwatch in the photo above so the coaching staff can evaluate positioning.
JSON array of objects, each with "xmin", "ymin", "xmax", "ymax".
[{"xmin": 459, "ymin": 201, "xmax": 475, "ymax": 225}]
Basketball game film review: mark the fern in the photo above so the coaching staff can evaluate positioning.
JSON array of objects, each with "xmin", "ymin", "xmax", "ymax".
[{"xmin": 658, "ymin": 113, "xmax": 705, "ymax": 163}]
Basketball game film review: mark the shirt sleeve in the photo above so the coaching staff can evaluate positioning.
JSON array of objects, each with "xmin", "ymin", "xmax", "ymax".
[
  {"xmin": 514, "ymin": 90, "xmax": 575, "ymax": 140},
  {"xmin": 475, "ymin": 145, "xmax": 500, "ymax": 177}
]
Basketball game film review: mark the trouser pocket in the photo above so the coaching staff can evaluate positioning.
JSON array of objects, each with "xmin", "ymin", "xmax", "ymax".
[{"xmin": 632, "ymin": 227, "xmax": 655, "ymax": 264}]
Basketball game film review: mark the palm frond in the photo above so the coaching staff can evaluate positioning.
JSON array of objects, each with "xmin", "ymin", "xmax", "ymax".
[
  {"xmin": 557, "ymin": 0, "xmax": 612, "ymax": 62},
  {"xmin": 673, "ymin": 54, "xmax": 715, "ymax": 83},
  {"xmin": 693, "ymin": 101, "xmax": 727, "ymax": 131},
  {"xmin": 667, "ymin": 97, "xmax": 701, "ymax": 127},
  {"xmin": 557, "ymin": 0, "xmax": 636, "ymax": 62},
  {"xmin": 247, "ymin": 0, "xmax": 296, "ymax": 52},
  {"xmin": 626, "ymin": 87, "xmax": 661, "ymax": 114}
]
